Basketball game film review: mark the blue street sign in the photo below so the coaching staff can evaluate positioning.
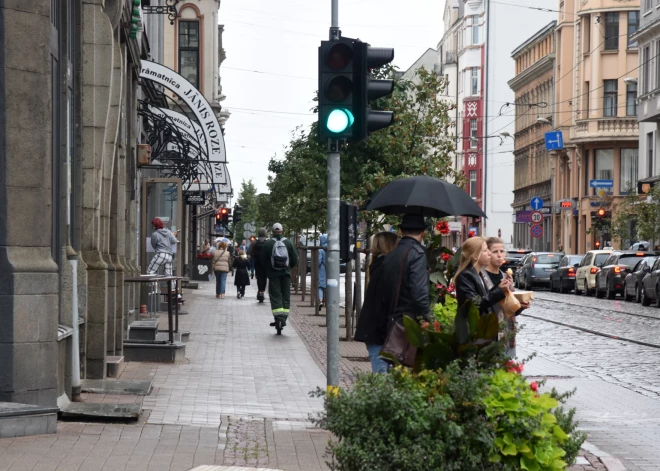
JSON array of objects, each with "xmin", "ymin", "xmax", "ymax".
[
  {"xmin": 530, "ymin": 196, "xmax": 544, "ymax": 210},
  {"xmin": 545, "ymin": 131, "xmax": 564, "ymax": 150},
  {"xmin": 589, "ymin": 179, "xmax": 614, "ymax": 188}
]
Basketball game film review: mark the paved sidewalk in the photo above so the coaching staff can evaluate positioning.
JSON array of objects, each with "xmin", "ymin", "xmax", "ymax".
[{"xmin": 0, "ymin": 279, "xmax": 331, "ymax": 471}]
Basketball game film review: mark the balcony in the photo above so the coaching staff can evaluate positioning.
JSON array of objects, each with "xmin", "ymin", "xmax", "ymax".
[
  {"xmin": 445, "ymin": 52, "xmax": 457, "ymax": 64},
  {"xmin": 571, "ymin": 118, "xmax": 639, "ymax": 143}
]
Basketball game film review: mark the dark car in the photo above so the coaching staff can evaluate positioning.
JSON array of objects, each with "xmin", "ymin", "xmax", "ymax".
[
  {"xmin": 623, "ymin": 256, "xmax": 657, "ymax": 302},
  {"xmin": 595, "ymin": 251, "xmax": 655, "ymax": 299},
  {"xmin": 641, "ymin": 258, "xmax": 660, "ymax": 306},
  {"xmin": 516, "ymin": 252, "xmax": 564, "ymax": 289},
  {"xmin": 549, "ymin": 254, "xmax": 584, "ymax": 293},
  {"xmin": 503, "ymin": 249, "xmax": 532, "ymax": 278}
]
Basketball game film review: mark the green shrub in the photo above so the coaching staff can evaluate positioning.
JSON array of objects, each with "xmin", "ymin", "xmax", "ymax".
[
  {"xmin": 484, "ymin": 370, "xmax": 570, "ymax": 470},
  {"xmin": 550, "ymin": 388, "xmax": 588, "ymax": 466},
  {"xmin": 432, "ymin": 294, "xmax": 457, "ymax": 331},
  {"xmin": 315, "ymin": 363, "xmax": 498, "ymax": 471}
]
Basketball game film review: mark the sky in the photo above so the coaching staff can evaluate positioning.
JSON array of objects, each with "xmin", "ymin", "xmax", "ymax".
[{"xmin": 219, "ymin": 0, "xmax": 446, "ymax": 196}]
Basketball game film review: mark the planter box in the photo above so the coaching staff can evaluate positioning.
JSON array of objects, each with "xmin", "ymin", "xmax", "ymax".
[{"xmin": 192, "ymin": 259, "xmax": 212, "ymax": 281}]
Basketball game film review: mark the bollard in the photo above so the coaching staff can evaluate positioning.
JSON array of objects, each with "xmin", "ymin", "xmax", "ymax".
[
  {"xmin": 355, "ymin": 252, "xmax": 362, "ymax": 324},
  {"xmin": 311, "ymin": 247, "xmax": 319, "ymax": 308},
  {"xmin": 344, "ymin": 258, "xmax": 353, "ymax": 340},
  {"xmin": 301, "ymin": 248, "xmax": 308, "ymax": 301}
]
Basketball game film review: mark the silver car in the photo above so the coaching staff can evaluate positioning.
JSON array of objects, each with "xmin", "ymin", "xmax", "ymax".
[{"xmin": 517, "ymin": 252, "xmax": 564, "ymax": 289}]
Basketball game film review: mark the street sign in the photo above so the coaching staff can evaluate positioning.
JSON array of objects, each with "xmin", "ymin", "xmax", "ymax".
[
  {"xmin": 184, "ymin": 192, "xmax": 204, "ymax": 205},
  {"xmin": 544, "ymin": 131, "xmax": 564, "ymax": 150},
  {"xmin": 589, "ymin": 179, "xmax": 613, "ymax": 188},
  {"xmin": 530, "ymin": 224, "xmax": 543, "ymax": 238},
  {"xmin": 530, "ymin": 211, "xmax": 543, "ymax": 224},
  {"xmin": 557, "ymin": 199, "xmax": 573, "ymax": 210},
  {"xmin": 530, "ymin": 196, "xmax": 544, "ymax": 210}
]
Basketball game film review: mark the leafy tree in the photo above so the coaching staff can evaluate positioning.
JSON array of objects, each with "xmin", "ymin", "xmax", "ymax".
[
  {"xmin": 612, "ymin": 185, "xmax": 660, "ymax": 248},
  {"xmin": 236, "ymin": 179, "xmax": 260, "ymax": 232},
  {"xmin": 265, "ymin": 66, "xmax": 460, "ymax": 235}
]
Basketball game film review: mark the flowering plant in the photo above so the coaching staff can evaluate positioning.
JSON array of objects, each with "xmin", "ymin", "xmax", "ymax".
[{"xmin": 435, "ymin": 220, "xmax": 450, "ymax": 235}]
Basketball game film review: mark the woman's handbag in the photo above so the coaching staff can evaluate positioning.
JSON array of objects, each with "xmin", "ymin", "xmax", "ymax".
[{"xmin": 379, "ymin": 248, "xmax": 417, "ymax": 368}]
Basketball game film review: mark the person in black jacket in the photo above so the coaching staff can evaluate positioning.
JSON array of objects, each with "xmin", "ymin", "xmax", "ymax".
[
  {"xmin": 248, "ymin": 228, "xmax": 268, "ymax": 302},
  {"xmin": 354, "ymin": 232, "xmax": 399, "ymax": 373},
  {"xmin": 381, "ymin": 214, "xmax": 433, "ymax": 325},
  {"xmin": 233, "ymin": 251, "xmax": 251, "ymax": 299},
  {"xmin": 454, "ymin": 236, "xmax": 512, "ymax": 320}
]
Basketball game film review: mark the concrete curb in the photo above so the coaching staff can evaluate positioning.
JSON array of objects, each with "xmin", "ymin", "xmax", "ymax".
[{"xmin": 582, "ymin": 441, "xmax": 628, "ymax": 471}]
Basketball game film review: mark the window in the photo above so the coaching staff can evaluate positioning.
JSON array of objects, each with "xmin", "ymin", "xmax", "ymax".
[
  {"xmin": 584, "ymin": 150, "xmax": 590, "ymax": 196},
  {"xmin": 471, "ymin": 15, "xmax": 479, "ymax": 45},
  {"xmin": 642, "ymin": 46, "xmax": 650, "ymax": 93},
  {"xmin": 604, "ymin": 12, "xmax": 619, "ymax": 50},
  {"xmin": 584, "ymin": 81, "xmax": 590, "ymax": 117},
  {"xmin": 471, "ymin": 67, "xmax": 479, "ymax": 95},
  {"xmin": 628, "ymin": 11, "xmax": 639, "ymax": 47},
  {"xmin": 603, "ymin": 80, "xmax": 618, "ymax": 117},
  {"xmin": 656, "ymin": 40, "xmax": 660, "ymax": 90},
  {"xmin": 648, "ymin": 132, "xmax": 654, "ymax": 177},
  {"xmin": 620, "ymin": 148, "xmax": 639, "ymax": 193},
  {"xmin": 626, "ymin": 82, "xmax": 637, "ymax": 115},
  {"xmin": 179, "ymin": 21, "xmax": 200, "ymax": 88},
  {"xmin": 469, "ymin": 170, "xmax": 477, "ymax": 197},
  {"xmin": 595, "ymin": 149, "xmax": 614, "ymax": 194},
  {"xmin": 468, "ymin": 153, "xmax": 476, "ymax": 166},
  {"xmin": 583, "ymin": 16, "xmax": 591, "ymax": 54},
  {"xmin": 644, "ymin": 0, "xmax": 652, "ymax": 11},
  {"xmin": 469, "ymin": 119, "xmax": 478, "ymax": 148}
]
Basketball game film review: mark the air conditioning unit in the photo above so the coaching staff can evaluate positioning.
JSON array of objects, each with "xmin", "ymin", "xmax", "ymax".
[{"xmin": 137, "ymin": 143, "xmax": 151, "ymax": 167}]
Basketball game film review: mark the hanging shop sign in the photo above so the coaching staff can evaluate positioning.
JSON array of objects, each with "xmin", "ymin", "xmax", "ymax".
[
  {"xmin": 139, "ymin": 61, "xmax": 227, "ymax": 180},
  {"xmin": 184, "ymin": 192, "xmax": 205, "ymax": 205}
]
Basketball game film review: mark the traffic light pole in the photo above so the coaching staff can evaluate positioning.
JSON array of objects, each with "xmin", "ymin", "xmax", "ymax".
[
  {"xmin": 326, "ymin": 139, "xmax": 341, "ymax": 393},
  {"xmin": 326, "ymin": 0, "xmax": 340, "ymax": 394}
]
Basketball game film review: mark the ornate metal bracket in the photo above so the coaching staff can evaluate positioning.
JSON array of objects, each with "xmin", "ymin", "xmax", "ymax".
[{"xmin": 142, "ymin": 0, "xmax": 180, "ymax": 25}]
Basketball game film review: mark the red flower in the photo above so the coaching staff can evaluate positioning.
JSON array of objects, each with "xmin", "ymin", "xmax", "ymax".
[
  {"xmin": 436, "ymin": 221, "xmax": 451, "ymax": 235},
  {"xmin": 436, "ymin": 284, "xmax": 445, "ymax": 290},
  {"xmin": 441, "ymin": 253, "xmax": 452, "ymax": 262},
  {"xmin": 530, "ymin": 381, "xmax": 538, "ymax": 392},
  {"xmin": 422, "ymin": 321, "xmax": 430, "ymax": 329},
  {"xmin": 433, "ymin": 321, "xmax": 441, "ymax": 332},
  {"xmin": 506, "ymin": 360, "xmax": 524, "ymax": 374},
  {"xmin": 468, "ymin": 230, "xmax": 476, "ymax": 238}
]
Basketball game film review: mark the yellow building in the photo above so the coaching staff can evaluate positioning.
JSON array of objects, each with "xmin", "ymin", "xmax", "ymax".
[{"xmin": 552, "ymin": 0, "xmax": 640, "ymax": 253}]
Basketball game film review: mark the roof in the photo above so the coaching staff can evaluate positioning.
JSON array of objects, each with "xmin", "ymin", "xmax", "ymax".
[
  {"xmin": 511, "ymin": 21, "xmax": 557, "ymax": 58},
  {"xmin": 402, "ymin": 48, "xmax": 438, "ymax": 77}
]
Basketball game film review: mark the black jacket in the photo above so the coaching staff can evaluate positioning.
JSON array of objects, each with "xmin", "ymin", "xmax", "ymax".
[
  {"xmin": 381, "ymin": 237, "xmax": 431, "ymax": 324},
  {"xmin": 455, "ymin": 265, "xmax": 505, "ymax": 316},
  {"xmin": 354, "ymin": 256, "xmax": 389, "ymax": 345},
  {"xmin": 233, "ymin": 257, "xmax": 251, "ymax": 287}
]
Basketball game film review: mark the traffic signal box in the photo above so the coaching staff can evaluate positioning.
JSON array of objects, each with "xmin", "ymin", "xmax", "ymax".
[
  {"xmin": 233, "ymin": 205, "xmax": 243, "ymax": 225},
  {"xmin": 318, "ymin": 37, "xmax": 395, "ymax": 142}
]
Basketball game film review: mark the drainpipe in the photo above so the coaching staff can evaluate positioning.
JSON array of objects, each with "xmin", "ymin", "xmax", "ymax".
[
  {"xmin": 69, "ymin": 256, "xmax": 81, "ymax": 400},
  {"xmin": 484, "ymin": 0, "xmax": 491, "ymax": 236}
]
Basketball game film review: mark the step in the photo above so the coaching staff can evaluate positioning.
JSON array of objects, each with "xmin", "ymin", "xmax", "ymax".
[
  {"xmin": 123, "ymin": 340, "xmax": 186, "ymax": 363},
  {"xmin": 183, "ymin": 281, "xmax": 199, "ymax": 289},
  {"xmin": 0, "ymin": 402, "xmax": 58, "ymax": 438},
  {"xmin": 127, "ymin": 319, "xmax": 159, "ymax": 341},
  {"xmin": 106, "ymin": 356, "xmax": 125, "ymax": 378},
  {"xmin": 81, "ymin": 379, "xmax": 153, "ymax": 396},
  {"xmin": 158, "ymin": 330, "xmax": 190, "ymax": 342},
  {"xmin": 59, "ymin": 402, "xmax": 140, "ymax": 421}
]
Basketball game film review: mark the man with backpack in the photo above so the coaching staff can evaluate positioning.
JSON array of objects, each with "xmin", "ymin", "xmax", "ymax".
[
  {"xmin": 248, "ymin": 228, "xmax": 269, "ymax": 303},
  {"xmin": 261, "ymin": 223, "xmax": 298, "ymax": 333}
]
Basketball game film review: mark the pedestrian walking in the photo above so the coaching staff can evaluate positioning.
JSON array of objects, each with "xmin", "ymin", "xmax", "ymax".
[
  {"xmin": 239, "ymin": 239, "xmax": 248, "ymax": 253},
  {"xmin": 233, "ymin": 250, "xmax": 251, "ymax": 299},
  {"xmin": 146, "ymin": 218, "xmax": 179, "ymax": 276},
  {"xmin": 248, "ymin": 228, "xmax": 269, "ymax": 302},
  {"xmin": 212, "ymin": 241, "xmax": 231, "ymax": 299},
  {"xmin": 354, "ymin": 231, "xmax": 399, "ymax": 373},
  {"xmin": 381, "ymin": 214, "xmax": 433, "ymax": 325},
  {"xmin": 318, "ymin": 234, "xmax": 327, "ymax": 308},
  {"xmin": 261, "ymin": 223, "xmax": 298, "ymax": 334},
  {"xmin": 454, "ymin": 237, "xmax": 512, "ymax": 320}
]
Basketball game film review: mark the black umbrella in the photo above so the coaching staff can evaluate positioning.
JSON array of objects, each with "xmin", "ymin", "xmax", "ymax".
[{"xmin": 364, "ymin": 175, "xmax": 487, "ymax": 218}]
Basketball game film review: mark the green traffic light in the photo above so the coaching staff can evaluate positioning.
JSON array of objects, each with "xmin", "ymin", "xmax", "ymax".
[{"xmin": 327, "ymin": 109, "xmax": 354, "ymax": 133}]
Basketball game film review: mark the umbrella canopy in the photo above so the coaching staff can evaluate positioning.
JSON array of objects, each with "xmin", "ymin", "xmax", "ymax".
[{"xmin": 365, "ymin": 175, "xmax": 487, "ymax": 218}]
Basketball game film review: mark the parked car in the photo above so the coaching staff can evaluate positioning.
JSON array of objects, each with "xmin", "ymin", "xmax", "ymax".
[
  {"xmin": 640, "ymin": 258, "xmax": 660, "ymax": 306},
  {"xmin": 623, "ymin": 256, "xmax": 657, "ymax": 302},
  {"xmin": 549, "ymin": 254, "xmax": 585, "ymax": 293},
  {"xmin": 595, "ymin": 251, "xmax": 655, "ymax": 299},
  {"xmin": 503, "ymin": 249, "xmax": 532, "ymax": 279},
  {"xmin": 574, "ymin": 250, "xmax": 613, "ymax": 296},
  {"xmin": 516, "ymin": 252, "xmax": 564, "ymax": 289}
]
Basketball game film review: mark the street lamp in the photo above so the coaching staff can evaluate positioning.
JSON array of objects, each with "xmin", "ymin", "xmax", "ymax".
[
  {"xmin": 623, "ymin": 77, "xmax": 638, "ymax": 85},
  {"xmin": 537, "ymin": 117, "xmax": 551, "ymax": 124}
]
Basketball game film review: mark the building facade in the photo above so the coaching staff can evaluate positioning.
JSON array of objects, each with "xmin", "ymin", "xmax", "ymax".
[
  {"xmin": 633, "ymin": 0, "xmax": 660, "ymax": 191},
  {"xmin": 508, "ymin": 23, "xmax": 556, "ymax": 250},
  {"xmin": 552, "ymin": 0, "xmax": 640, "ymax": 253}
]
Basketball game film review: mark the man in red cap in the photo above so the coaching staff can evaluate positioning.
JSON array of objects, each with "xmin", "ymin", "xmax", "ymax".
[{"xmin": 147, "ymin": 218, "xmax": 179, "ymax": 276}]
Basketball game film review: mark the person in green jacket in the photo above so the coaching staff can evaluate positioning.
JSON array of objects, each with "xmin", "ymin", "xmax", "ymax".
[{"xmin": 261, "ymin": 223, "xmax": 299, "ymax": 332}]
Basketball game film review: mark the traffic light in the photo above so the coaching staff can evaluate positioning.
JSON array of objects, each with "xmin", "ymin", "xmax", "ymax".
[
  {"xmin": 234, "ymin": 205, "xmax": 243, "ymax": 225},
  {"xmin": 220, "ymin": 208, "xmax": 230, "ymax": 224},
  {"xmin": 250, "ymin": 236, "xmax": 256, "ymax": 243},
  {"xmin": 353, "ymin": 42, "xmax": 395, "ymax": 141},
  {"xmin": 597, "ymin": 208, "xmax": 606, "ymax": 218},
  {"xmin": 318, "ymin": 38, "xmax": 357, "ymax": 140},
  {"xmin": 318, "ymin": 37, "xmax": 395, "ymax": 142},
  {"xmin": 215, "ymin": 211, "xmax": 222, "ymax": 224},
  {"xmin": 595, "ymin": 241, "xmax": 601, "ymax": 249}
]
